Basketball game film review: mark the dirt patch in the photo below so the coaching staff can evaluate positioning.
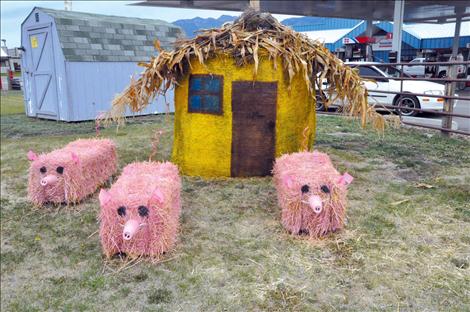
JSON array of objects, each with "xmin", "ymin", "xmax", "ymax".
[{"xmin": 327, "ymin": 132, "xmax": 363, "ymax": 138}]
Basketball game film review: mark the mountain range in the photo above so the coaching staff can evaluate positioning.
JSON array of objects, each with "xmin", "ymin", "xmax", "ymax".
[
  {"xmin": 173, "ymin": 15, "xmax": 361, "ymax": 37},
  {"xmin": 173, "ymin": 15, "xmax": 237, "ymax": 37}
]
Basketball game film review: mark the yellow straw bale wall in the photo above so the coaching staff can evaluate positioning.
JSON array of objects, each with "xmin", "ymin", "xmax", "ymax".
[{"xmin": 172, "ymin": 53, "xmax": 316, "ymax": 177}]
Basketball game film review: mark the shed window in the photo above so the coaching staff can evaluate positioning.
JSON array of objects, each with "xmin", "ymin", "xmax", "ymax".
[{"xmin": 188, "ymin": 74, "xmax": 223, "ymax": 114}]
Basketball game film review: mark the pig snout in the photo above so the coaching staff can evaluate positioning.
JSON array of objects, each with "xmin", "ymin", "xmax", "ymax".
[
  {"xmin": 308, "ymin": 195, "xmax": 323, "ymax": 214},
  {"xmin": 40, "ymin": 175, "xmax": 58, "ymax": 186},
  {"xmin": 123, "ymin": 219, "xmax": 140, "ymax": 241}
]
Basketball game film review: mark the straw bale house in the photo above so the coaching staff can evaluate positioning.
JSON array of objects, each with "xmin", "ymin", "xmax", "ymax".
[{"xmin": 110, "ymin": 10, "xmax": 382, "ymax": 177}]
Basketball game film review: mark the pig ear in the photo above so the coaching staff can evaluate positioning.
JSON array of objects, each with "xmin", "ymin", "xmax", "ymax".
[
  {"xmin": 338, "ymin": 172, "xmax": 354, "ymax": 187},
  {"xmin": 27, "ymin": 150, "xmax": 38, "ymax": 161},
  {"xmin": 99, "ymin": 189, "xmax": 112, "ymax": 206},
  {"xmin": 149, "ymin": 188, "xmax": 164, "ymax": 205},
  {"xmin": 281, "ymin": 175, "xmax": 294, "ymax": 188},
  {"xmin": 71, "ymin": 152, "xmax": 80, "ymax": 165}
]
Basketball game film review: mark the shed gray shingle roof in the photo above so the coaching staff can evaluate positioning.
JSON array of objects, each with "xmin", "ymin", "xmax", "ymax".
[{"xmin": 38, "ymin": 7, "xmax": 183, "ymax": 62}]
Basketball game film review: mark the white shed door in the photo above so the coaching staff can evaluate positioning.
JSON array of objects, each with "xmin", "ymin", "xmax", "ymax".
[{"xmin": 27, "ymin": 25, "xmax": 59, "ymax": 118}]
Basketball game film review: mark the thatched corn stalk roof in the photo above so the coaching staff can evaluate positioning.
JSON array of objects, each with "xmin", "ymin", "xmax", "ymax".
[{"xmin": 109, "ymin": 9, "xmax": 384, "ymax": 131}]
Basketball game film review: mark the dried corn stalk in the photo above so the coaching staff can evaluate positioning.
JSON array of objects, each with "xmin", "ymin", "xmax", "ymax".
[{"xmin": 108, "ymin": 9, "xmax": 384, "ymax": 131}]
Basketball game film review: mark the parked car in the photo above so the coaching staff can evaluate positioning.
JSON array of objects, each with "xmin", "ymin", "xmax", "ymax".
[
  {"xmin": 11, "ymin": 77, "xmax": 22, "ymax": 90},
  {"xmin": 318, "ymin": 62, "xmax": 447, "ymax": 116}
]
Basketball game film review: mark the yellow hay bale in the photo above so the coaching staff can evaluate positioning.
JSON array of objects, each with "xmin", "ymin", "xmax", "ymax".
[{"xmin": 107, "ymin": 9, "xmax": 384, "ymax": 132}]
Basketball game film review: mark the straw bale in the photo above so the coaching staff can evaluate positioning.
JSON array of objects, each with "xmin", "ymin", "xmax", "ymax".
[
  {"xmin": 28, "ymin": 139, "xmax": 117, "ymax": 205},
  {"xmin": 99, "ymin": 161, "xmax": 181, "ymax": 259},
  {"xmin": 273, "ymin": 151, "xmax": 352, "ymax": 238},
  {"xmin": 108, "ymin": 8, "xmax": 384, "ymax": 131}
]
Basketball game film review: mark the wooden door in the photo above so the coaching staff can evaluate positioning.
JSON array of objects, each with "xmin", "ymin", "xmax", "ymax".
[
  {"xmin": 231, "ymin": 81, "xmax": 277, "ymax": 177},
  {"xmin": 27, "ymin": 25, "xmax": 59, "ymax": 118}
]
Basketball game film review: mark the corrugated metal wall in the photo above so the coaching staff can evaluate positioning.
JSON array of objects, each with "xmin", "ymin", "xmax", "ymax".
[
  {"xmin": 421, "ymin": 36, "xmax": 470, "ymax": 49},
  {"xmin": 373, "ymin": 51, "xmax": 389, "ymax": 63},
  {"xmin": 292, "ymin": 18, "xmax": 360, "ymax": 32}
]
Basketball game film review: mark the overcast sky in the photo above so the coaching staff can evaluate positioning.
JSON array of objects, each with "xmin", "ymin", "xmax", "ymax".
[{"xmin": 1, "ymin": 1, "xmax": 299, "ymax": 48}]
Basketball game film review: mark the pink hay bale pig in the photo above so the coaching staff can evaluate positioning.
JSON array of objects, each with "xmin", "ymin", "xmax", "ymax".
[
  {"xmin": 99, "ymin": 161, "xmax": 181, "ymax": 259},
  {"xmin": 28, "ymin": 138, "xmax": 117, "ymax": 206},
  {"xmin": 273, "ymin": 151, "xmax": 353, "ymax": 238}
]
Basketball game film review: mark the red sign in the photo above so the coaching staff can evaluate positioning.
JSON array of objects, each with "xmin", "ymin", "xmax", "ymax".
[{"xmin": 355, "ymin": 36, "xmax": 376, "ymax": 44}]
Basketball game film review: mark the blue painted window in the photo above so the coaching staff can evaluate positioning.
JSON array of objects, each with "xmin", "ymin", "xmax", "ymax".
[{"xmin": 188, "ymin": 74, "xmax": 223, "ymax": 114}]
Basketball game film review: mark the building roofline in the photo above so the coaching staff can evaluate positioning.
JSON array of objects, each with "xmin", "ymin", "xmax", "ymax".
[{"xmin": 35, "ymin": 6, "xmax": 175, "ymax": 27}]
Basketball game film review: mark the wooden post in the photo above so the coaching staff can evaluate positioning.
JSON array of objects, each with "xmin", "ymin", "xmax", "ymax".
[
  {"xmin": 249, "ymin": 0, "xmax": 260, "ymax": 11},
  {"xmin": 441, "ymin": 11, "xmax": 462, "ymax": 137}
]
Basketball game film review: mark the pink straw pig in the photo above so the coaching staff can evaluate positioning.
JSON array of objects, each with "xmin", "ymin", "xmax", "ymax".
[
  {"xmin": 99, "ymin": 161, "xmax": 181, "ymax": 259},
  {"xmin": 273, "ymin": 151, "xmax": 353, "ymax": 238},
  {"xmin": 27, "ymin": 138, "xmax": 117, "ymax": 205}
]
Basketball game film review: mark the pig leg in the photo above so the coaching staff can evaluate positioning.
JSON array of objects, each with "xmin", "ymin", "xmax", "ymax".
[
  {"xmin": 100, "ymin": 218, "xmax": 123, "ymax": 258},
  {"xmin": 282, "ymin": 203, "xmax": 303, "ymax": 235},
  {"xmin": 148, "ymin": 212, "xmax": 177, "ymax": 257}
]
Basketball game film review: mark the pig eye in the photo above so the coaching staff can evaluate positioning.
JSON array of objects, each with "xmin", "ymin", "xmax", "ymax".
[
  {"xmin": 138, "ymin": 205, "xmax": 149, "ymax": 217},
  {"xmin": 56, "ymin": 166, "xmax": 64, "ymax": 174},
  {"xmin": 40, "ymin": 166, "xmax": 47, "ymax": 173},
  {"xmin": 117, "ymin": 206, "xmax": 126, "ymax": 217},
  {"xmin": 301, "ymin": 185, "xmax": 310, "ymax": 193},
  {"xmin": 321, "ymin": 185, "xmax": 330, "ymax": 193}
]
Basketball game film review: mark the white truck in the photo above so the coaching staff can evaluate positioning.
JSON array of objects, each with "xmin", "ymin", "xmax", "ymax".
[{"xmin": 403, "ymin": 55, "xmax": 466, "ymax": 78}]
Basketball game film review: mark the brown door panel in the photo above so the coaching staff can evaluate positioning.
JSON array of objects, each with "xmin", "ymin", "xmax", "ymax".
[{"xmin": 231, "ymin": 81, "xmax": 277, "ymax": 177}]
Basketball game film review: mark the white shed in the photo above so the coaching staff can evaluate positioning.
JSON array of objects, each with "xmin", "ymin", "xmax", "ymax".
[{"xmin": 21, "ymin": 7, "xmax": 182, "ymax": 121}]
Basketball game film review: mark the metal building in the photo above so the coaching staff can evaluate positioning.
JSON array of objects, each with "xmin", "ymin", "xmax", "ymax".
[
  {"xmin": 21, "ymin": 7, "xmax": 182, "ymax": 121},
  {"xmin": 300, "ymin": 21, "xmax": 470, "ymax": 62}
]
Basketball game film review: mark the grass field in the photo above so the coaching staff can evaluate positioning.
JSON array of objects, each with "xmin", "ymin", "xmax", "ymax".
[
  {"xmin": 0, "ymin": 90, "xmax": 25, "ymax": 115},
  {"xmin": 1, "ymin": 92, "xmax": 469, "ymax": 311}
]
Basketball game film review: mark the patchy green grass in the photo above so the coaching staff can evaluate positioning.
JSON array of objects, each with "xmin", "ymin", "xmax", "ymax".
[
  {"xmin": 1, "ymin": 111, "xmax": 469, "ymax": 311},
  {"xmin": 0, "ymin": 91, "xmax": 24, "ymax": 115},
  {"xmin": 0, "ymin": 71, "xmax": 21, "ymax": 77}
]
